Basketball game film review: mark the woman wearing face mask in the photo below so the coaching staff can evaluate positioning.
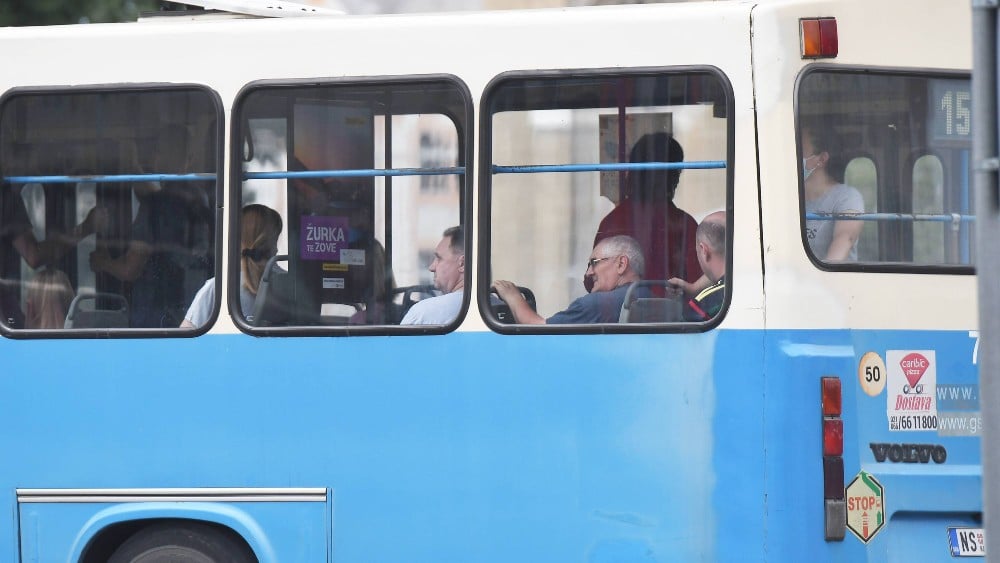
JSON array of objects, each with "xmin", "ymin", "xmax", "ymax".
[{"xmin": 801, "ymin": 126, "xmax": 864, "ymax": 261}]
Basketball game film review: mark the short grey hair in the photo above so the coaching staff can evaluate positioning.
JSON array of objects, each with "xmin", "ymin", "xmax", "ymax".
[
  {"xmin": 697, "ymin": 220, "xmax": 726, "ymax": 257},
  {"xmin": 597, "ymin": 235, "xmax": 645, "ymax": 277}
]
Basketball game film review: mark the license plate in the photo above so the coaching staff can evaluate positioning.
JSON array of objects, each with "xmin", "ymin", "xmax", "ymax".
[{"xmin": 948, "ymin": 527, "xmax": 986, "ymax": 557}]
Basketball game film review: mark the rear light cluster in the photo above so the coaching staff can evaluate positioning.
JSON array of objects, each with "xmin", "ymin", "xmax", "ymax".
[
  {"xmin": 800, "ymin": 17, "xmax": 838, "ymax": 59},
  {"xmin": 822, "ymin": 376, "xmax": 846, "ymax": 541}
]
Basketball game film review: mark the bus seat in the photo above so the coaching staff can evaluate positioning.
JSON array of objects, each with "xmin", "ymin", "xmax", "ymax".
[
  {"xmin": 619, "ymin": 281, "xmax": 682, "ymax": 323},
  {"xmin": 388, "ymin": 284, "xmax": 441, "ymax": 324},
  {"xmin": 64, "ymin": 293, "xmax": 129, "ymax": 329},
  {"xmin": 251, "ymin": 254, "xmax": 294, "ymax": 327}
]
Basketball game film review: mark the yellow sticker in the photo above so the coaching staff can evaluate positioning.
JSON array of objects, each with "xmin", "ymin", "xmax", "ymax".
[
  {"xmin": 859, "ymin": 351, "xmax": 887, "ymax": 397},
  {"xmin": 322, "ymin": 263, "xmax": 349, "ymax": 272}
]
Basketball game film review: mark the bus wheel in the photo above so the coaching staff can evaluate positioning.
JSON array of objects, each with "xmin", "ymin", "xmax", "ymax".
[{"xmin": 108, "ymin": 521, "xmax": 257, "ymax": 563}]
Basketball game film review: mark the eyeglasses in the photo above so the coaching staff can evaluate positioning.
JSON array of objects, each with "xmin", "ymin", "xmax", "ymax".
[{"xmin": 586, "ymin": 256, "xmax": 614, "ymax": 270}]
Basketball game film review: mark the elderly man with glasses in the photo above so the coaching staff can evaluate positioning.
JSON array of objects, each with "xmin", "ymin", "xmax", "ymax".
[{"xmin": 493, "ymin": 235, "xmax": 648, "ymax": 324}]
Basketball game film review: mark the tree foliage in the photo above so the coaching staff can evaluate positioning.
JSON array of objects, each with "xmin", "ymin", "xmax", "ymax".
[{"xmin": 0, "ymin": 0, "xmax": 160, "ymax": 27}]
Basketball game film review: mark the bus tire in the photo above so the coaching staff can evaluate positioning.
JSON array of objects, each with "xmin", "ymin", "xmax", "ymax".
[{"xmin": 107, "ymin": 521, "xmax": 256, "ymax": 563}]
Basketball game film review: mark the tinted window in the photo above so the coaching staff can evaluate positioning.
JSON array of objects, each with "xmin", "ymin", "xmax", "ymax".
[
  {"xmin": 482, "ymin": 70, "xmax": 731, "ymax": 330},
  {"xmin": 0, "ymin": 87, "xmax": 219, "ymax": 333},
  {"xmin": 231, "ymin": 78, "xmax": 470, "ymax": 333},
  {"xmin": 797, "ymin": 70, "xmax": 973, "ymax": 269}
]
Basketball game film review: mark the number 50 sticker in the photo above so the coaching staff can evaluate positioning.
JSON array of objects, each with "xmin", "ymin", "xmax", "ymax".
[{"xmin": 859, "ymin": 351, "xmax": 887, "ymax": 397}]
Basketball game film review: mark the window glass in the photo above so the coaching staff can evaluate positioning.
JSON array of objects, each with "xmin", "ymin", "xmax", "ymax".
[
  {"xmin": 798, "ymin": 70, "xmax": 973, "ymax": 268},
  {"xmin": 844, "ymin": 157, "xmax": 878, "ymax": 261},
  {"xmin": 232, "ymin": 79, "xmax": 468, "ymax": 331},
  {"xmin": 483, "ymin": 71, "xmax": 730, "ymax": 328},
  {"xmin": 0, "ymin": 88, "xmax": 219, "ymax": 332},
  {"xmin": 912, "ymin": 155, "xmax": 947, "ymax": 264}
]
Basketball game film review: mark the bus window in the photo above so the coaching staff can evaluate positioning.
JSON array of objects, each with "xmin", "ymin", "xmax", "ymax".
[
  {"xmin": 797, "ymin": 70, "xmax": 973, "ymax": 269},
  {"xmin": 482, "ymin": 70, "xmax": 731, "ymax": 330},
  {"xmin": 0, "ymin": 87, "xmax": 220, "ymax": 334},
  {"xmin": 232, "ymin": 77, "xmax": 470, "ymax": 333}
]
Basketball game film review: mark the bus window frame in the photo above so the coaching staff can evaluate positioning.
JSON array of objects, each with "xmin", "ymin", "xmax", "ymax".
[
  {"xmin": 477, "ymin": 66, "xmax": 736, "ymax": 335},
  {"xmin": 0, "ymin": 83, "xmax": 224, "ymax": 340},
  {"xmin": 229, "ymin": 74, "xmax": 474, "ymax": 337},
  {"xmin": 794, "ymin": 64, "xmax": 975, "ymax": 275}
]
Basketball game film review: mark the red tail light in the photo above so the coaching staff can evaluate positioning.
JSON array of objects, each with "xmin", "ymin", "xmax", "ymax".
[{"xmin": 823, "ymin": 418, "xmax": 844, "ymax": 456}]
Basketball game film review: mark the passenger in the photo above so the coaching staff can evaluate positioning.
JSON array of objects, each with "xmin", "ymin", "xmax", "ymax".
[
  {"xmin": 89, "ymin": 126, "xmax": 194, "ymax": 327},
  {"xmin": 180, "ymin": 204, "xmax": 282, "ymax": 328},
  {"xmin": 589, "ymin": 132, "xmax": 700, "ymax": 291},
  {"xmin": 494, "ymin": 235, "xmax": 648, "ymax": 324},
  {"xmin": 401, "ymin": 226, "xmax": 464, "ymax": 325},
  {"xmin": 24, "ymin": 268, "xmax": 74, "ymax": 330},
  {"xmin": 665, "ymin": 209, "xmax": 726, "ymax": 300},
  {"xmin": 801, "ymin": 125, "xmax": 864, "ymax": 261},
  {"xmin": 1, "ymin": 185, "xmax": 104, "ymax": 327},
  {"xmin": 675, "ymin": 211, "xmax": 726, "ymax": 321}
]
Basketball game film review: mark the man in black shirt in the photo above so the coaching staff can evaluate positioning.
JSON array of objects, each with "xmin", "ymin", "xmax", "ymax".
[{"xmin": 681, "ymin": 211, "xmax": 726, "ymax": 321}]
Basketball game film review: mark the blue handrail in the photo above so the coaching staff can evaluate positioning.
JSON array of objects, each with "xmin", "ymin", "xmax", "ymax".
[
  {"xmin": 492, "ymin": 161, "xmax": 726, "ymax": 174},
  {"xmin": 245, "ymin": 167, "xmax": 465, "ymax": 180},
  {"xmin": 5, "ymin": 163, "xmax": 718, "ymax": 183},
  {"xmin": 3, "ymin": 173, "xmax": 216, "ymax": 184},
  {"xmin": 806, "ymin": 212, "xmax": 975, "ymax": 223},
  {"xmin": 4, "ymin": 166, "xmax": 469, "ymax": 185}
]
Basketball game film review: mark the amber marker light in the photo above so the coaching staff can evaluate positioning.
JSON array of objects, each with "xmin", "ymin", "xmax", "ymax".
[{"xmin": 800, "ymin": 17, "xmax": 838, "ymax": 59}]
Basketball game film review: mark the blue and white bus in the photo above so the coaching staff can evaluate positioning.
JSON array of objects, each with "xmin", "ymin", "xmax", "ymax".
[{"xmin": 0, "ymin": 0, "xmax": 980, "ymax": 561}]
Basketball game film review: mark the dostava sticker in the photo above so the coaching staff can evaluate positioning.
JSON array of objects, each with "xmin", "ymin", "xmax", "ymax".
[
  {"xmin": 886, "ymin": 350, "xmax": 937, "ymax": 432},
  {"xmin": 858, "ymin": 351, "xmax": 886, "ymax": 397}
]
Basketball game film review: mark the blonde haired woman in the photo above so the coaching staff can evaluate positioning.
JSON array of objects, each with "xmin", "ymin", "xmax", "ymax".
[
  {"xmin": 181, "ymin": 204, "xmax": 282, "ymax": 328},
  {"xmin": 25, "ymin": 268, "xmax": 74, "ymax": 329}
]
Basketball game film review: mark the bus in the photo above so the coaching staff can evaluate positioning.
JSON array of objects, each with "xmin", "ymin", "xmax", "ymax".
[{"xmin": 0, "ymin": 0, "xmax": 979, "ymax": 561}]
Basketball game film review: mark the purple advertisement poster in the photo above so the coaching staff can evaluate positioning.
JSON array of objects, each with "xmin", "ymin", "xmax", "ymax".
[{"xmin": 301, "ymin": 215, "xmax": 349, "ymax": 261}]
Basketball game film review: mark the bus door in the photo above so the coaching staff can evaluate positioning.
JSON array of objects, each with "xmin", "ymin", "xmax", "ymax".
[{"xmin": 795, "ymin": 67, "xmax": 979, "ymax": 557}]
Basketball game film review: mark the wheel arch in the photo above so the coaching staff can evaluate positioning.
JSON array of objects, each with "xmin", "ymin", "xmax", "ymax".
[{"xmin": 71, "ymin": 503, "xmax": 274, "ymax": 563}]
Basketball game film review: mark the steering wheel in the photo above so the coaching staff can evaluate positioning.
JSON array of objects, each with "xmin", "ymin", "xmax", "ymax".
[{"xmin": 489, "ymin": 286, "xmax": 537, "ymax": 324}]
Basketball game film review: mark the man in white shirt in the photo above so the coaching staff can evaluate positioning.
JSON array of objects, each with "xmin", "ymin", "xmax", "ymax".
[{"xmin": 401, "ymin": 226, "xmax": 464, "ymax": 325}]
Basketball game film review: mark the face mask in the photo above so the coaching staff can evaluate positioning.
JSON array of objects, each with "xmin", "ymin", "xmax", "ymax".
[{"xmin": 803, "ymin": 157, "xmax": 817, "ymax": 181}]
